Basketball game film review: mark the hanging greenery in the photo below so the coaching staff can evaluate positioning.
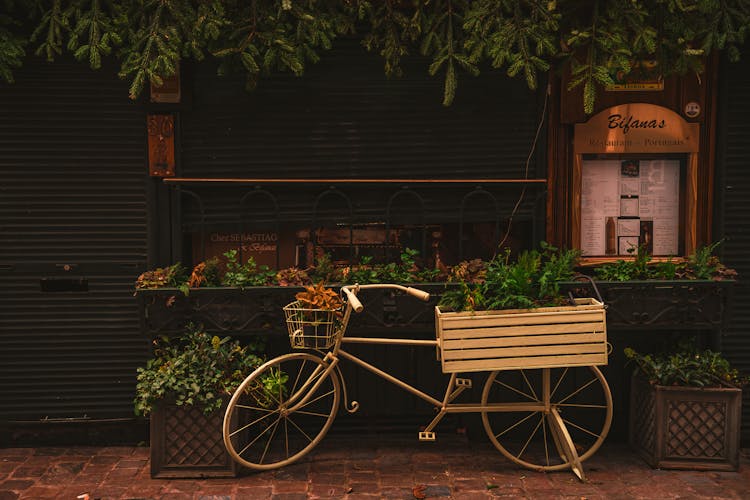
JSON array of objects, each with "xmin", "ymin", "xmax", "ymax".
[{"xmin": 2, "ymin": 0, "xmax": 749, "ymax": 112}]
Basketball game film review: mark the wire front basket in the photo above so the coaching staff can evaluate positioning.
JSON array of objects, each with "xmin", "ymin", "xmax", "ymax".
[{"xmin": 283, "ymin": 300, "xmax": 344, "ymax": 350}]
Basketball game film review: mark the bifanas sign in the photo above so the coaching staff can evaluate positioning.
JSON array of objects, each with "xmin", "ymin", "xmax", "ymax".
[{"xmin": 574, "ymin": 103, "xmax": 699, "ymax": 154}]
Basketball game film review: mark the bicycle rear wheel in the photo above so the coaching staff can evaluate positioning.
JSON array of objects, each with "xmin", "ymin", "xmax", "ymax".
[
  {"xmin": 481, "ymin": 366, "xmax": 612, "ymax": 471},
  {"xmin": 223, "ymin": 352, "xmax": 340, "ymax": 470}
]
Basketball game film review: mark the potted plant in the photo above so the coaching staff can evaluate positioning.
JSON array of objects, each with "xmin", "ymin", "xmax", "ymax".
[
  {"xmin": 134, "ymin": 324, "xmax": 266, "ymax": 478},
  {"xmin": 284, "ymin": 282, "xmax": 344, "ymax": 349},
  {"xmin": 625, "ymin": 343, "xmax": 747, "ymax": 471}
]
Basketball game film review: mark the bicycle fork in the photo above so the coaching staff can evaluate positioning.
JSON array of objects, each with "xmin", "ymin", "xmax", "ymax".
[{"xmin": 282, "ymin": 353, "xmax": 340, "ymax": 415}]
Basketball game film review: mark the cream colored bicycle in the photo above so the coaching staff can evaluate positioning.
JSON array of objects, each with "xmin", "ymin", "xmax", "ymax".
[{"xmin": 223, "ymin": 284, "xmax": 612, "ymax": 480}]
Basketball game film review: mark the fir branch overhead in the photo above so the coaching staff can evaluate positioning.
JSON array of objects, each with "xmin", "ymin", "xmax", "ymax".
[{"xmin": 2, "ymin": 0, "xmax": 750, "ymax": 112}]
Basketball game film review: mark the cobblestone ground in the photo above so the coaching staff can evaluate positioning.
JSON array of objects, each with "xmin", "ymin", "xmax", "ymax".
[{"xmin": 1, "ymin": 435, "xmax": 748, "ymax": 499}]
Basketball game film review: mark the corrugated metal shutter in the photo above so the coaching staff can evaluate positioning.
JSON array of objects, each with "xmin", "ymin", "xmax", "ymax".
[
  {"xmin": 179, "ymin": 38, "xmax": 546, "ymax": 232},
  {"xmin": 0, "ymin": 59, "xmax": 148, "ymax": 420},
  {"xmin": 715, "ymin": 54, "xmax": 750, "ymax": 443},
  {"xmin": 183, "ymin": 39, "xmax": 542, "ymax": 179}
]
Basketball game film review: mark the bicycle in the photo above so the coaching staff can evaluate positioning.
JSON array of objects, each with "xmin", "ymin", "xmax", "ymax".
[{"xmin": 223, "ymin": 283, "xmax": 612, "ymax": 480}]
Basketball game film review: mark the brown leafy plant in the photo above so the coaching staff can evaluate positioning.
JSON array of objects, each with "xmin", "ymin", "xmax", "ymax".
[{"xmin": 295, "ymin": 282, "xmax": 344, "ymax": 318}]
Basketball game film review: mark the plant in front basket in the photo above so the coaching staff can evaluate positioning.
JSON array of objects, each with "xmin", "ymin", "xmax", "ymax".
[
  {"xmin": 291, "ymin": 283, "xmax": 345, "ymax": 348},
  {"xmin": 295, "ymin": 282, "xmax": 344, "ymax": 318}
]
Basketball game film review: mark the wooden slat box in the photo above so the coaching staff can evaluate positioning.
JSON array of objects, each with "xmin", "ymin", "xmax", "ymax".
[{"xmin": 435, "ymin": 298, "xmax": 608, "ymax": 373}]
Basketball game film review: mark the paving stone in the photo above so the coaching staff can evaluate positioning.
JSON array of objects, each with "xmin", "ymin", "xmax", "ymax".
[
  {"xmin": 421, "ymin": 484, "xmax": 452, "ymax": 497},
  {"xmin": 16, "ymin": 485, "xmax": 60, "ymax": 499},
  {"xmin": 32, "ymin": 448, "xmax": 67, "ymax": 457},
  {"xmin": 0, "ymin": 464, "xmax": 17, "ymax": 476},
  {"xmin": 0, "ymin": 480, "xmax": 34, "ymax": 493},
  {"xmin": 270, "ymin": 493, "xmax": 309, "ymax": 500},
  {"xmin": 235, "ymin": 485, "xmax": 273, "ymax": 499},
  {"xmin": 451, "ymin": 477, "xmax": 491, "ymax": 492},
  {"xmin": 346, "ymin": 481, "xmax": 379, "ymax": 494},
  {"xmin": 308, "ymin": 472, "xmax": 346, "ymax": 485},
  {"xmin": 10, "ymin": 467, "xmax": 47, "ymax": 479},
  {"xmin": 272, "ymin": 481, "xmax": 309, "ymax": 494},
  {"xmin": 308, "ymin": 483, "xmax": 349, "ymax": 497},
  {"xmin": 0, "ymin": 439, "xmax": 748, "ymax": 499}
]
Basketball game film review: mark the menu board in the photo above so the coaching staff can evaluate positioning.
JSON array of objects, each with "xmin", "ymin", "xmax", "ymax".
[{"xmin": 581, "ymin": 159, "xmax": 680, "ymax": 256}]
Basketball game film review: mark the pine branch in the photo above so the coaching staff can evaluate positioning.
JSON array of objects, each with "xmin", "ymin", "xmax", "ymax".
[
  {"xmin": 31, "ymin": 0, "xmax": 71, "ymax": 61},
  {"xmin": 68, "ymin": 0, "xmax": 121, "ymax": 69}
]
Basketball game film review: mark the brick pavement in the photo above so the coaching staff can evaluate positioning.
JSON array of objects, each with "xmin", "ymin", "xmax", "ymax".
[{"xmin": 1, "ymin": 435, "xmax": 749, "ymax": 499}]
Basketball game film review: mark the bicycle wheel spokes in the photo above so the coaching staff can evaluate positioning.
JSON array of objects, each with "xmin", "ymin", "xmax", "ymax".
[
  {"xmin": 481, "ymin": 366, "xmax": 612, "ymax": 472},
  {"xmin": 223, "ymin": 353, "xmax": 340, "ymax": 470}
]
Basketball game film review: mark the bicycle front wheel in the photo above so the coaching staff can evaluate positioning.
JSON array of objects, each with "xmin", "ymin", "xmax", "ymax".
[
  {"xmin": 223, "ymin": 352, "xmax": 340, "ymax": 470},
  {"xmin": 481, "ymin": 366, "xmax": 612, "ymax": 471}
]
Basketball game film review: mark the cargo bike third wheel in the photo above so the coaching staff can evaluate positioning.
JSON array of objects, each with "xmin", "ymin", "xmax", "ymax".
[{"xmin": 481, "ymin": 366, "xmax": 612, "ymax": 475}]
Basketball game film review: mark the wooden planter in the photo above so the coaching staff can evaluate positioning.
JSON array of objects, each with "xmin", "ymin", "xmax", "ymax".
[
  {"xmin": 629, "ymin": 374, "xmax": 742, "ymax": 471},
  {"xmin": 150, "ymin": 399, "xmax": 238, "ymax": 478},
  {"xmin": 434, "ymin": 298, "xmax": 608, "ymax": 373}
]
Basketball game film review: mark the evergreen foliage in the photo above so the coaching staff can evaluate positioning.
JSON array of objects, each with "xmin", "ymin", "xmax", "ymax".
[{"xmin": 4, "ymin": 0, "xmax": 749, "ymax": 112}]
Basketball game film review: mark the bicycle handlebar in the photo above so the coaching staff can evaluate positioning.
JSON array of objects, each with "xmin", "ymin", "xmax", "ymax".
[
  {"xmin": 405, "ymin": 287, "xmax": 430, "ymax": 302},
  {"xmin": 341, "ymin": 287, "xmax": 364, "ymax": 313},
  {"xmin": 341, "ymin": 283, "xmax": 430, "ymax": 314}
]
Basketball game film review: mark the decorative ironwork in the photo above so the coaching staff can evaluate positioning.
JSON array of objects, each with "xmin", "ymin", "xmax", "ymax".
[
  {"xmin": 137, "ymin": 281, "xmax": 733, "ymax": 339},
  {"xmin": 136, "ymin": 285, "xmax": 447, "ymax": 338},
  {"xmin": 563, "ymin": 280, "xmax": 734, "ymax": 331}
]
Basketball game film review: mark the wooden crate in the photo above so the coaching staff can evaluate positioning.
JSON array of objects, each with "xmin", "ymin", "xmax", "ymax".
[{"xmin": 435, "ymin": 298, "xmax": 608, "ymax": 373}]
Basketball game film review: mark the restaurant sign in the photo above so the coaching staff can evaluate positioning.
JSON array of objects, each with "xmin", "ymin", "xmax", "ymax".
[{"xmin": 574, "ymin": 103, "xmax": 699, "ymax": 154}]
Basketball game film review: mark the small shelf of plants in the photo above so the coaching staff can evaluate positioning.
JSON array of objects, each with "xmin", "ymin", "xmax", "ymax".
[{"xmin": 135, "ymin": 243, "xmax": 736, "ymax": 338}]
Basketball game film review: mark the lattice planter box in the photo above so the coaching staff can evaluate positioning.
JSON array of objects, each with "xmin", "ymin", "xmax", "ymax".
[
  {"xmin": 150, "ymin": 399, "xmax": 238, "ymax": 478},
  {"xmin": 629, "ymin": 374, "xmax": 742, "ymax": 471},
  {"xmin": 435, "ymin": 298, "xmax": 608, "ymax": 373}
]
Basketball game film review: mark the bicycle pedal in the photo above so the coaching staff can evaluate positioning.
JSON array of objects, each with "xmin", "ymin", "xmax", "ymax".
[
  {"xmin": 418, "ymin": 431, "xmax": 436, "ymax": 441},
  {"xmin": 455, "ymin": 378, "xmax": 472, "ymax": 388}
]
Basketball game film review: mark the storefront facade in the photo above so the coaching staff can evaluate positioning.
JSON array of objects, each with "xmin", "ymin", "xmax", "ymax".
[{"xmin": 1, "ymin": 41, "xmax": 748, "ymax": 443}]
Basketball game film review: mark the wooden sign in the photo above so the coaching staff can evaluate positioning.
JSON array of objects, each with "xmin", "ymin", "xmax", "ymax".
[
  {"xmin": 574, "ymin": 103, "xmax": 699, "ymax": 154},
  {"xmin": 147, "ymin": 114, "xmax": 175, "ymax": 177}
]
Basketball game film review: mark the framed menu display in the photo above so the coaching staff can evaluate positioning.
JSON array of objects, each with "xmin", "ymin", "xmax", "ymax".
[{"xmin": 580, "ymin": 158, "xmax": 681, "ymax": 256}]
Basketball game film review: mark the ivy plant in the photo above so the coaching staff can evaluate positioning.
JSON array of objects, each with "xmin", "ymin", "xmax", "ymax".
[{"xmin": 134, "ymin": 325, "xmax": 268, "ymax": 416}]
